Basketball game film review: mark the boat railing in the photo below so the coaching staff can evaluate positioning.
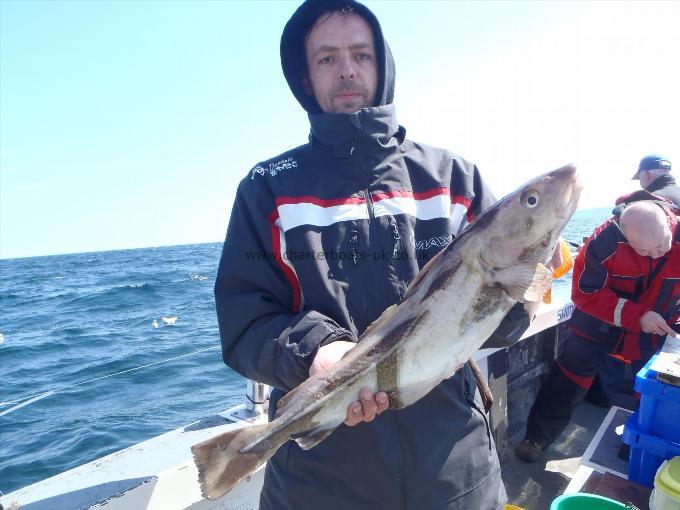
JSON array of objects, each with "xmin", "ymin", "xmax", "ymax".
[{"xmin": 246, "ymin": 379, "xmax": 270, "ymax": 417}]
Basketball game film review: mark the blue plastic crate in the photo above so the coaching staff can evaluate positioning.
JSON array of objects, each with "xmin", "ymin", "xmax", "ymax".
[
  {"xmin": 634, "ymin": 354, "xmax": 680, "ymax": 443},
  {"xmin": 623, "ymin": 416, "xmax": 680, "ymax": 488}
]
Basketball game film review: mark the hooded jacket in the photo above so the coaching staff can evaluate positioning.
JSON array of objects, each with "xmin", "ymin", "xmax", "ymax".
[{"xmin": 215, "ymin": 1, "xmax": 513, "ymax": 508}]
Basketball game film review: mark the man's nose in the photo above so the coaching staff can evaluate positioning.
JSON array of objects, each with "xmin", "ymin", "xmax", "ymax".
[{"xmin": 338, "ymin": 55, "xmax": 356, "ymax": 79}]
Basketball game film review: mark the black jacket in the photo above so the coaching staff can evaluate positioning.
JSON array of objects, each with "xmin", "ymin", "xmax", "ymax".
[{"xmin": 215, "ymin": 1, "xmax": 517, "ymax": 508}]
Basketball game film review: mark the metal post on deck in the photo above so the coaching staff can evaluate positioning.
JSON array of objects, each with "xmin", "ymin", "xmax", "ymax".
[{"xmin": 246, "ymin": 380, "xmax": 270, "ymax": 417}]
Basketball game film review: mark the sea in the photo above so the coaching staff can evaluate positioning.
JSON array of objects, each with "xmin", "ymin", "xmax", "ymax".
[{"xmin": 0, "ymin": 207, "xmax": 612, "ymax": 495}]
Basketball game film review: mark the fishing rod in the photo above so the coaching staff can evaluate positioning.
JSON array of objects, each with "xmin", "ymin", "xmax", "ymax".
[
  {"xmin": 564, "ymin": 239, "xmax": 583, "ymax": 250},
  {"xmin": 0, "ymin": 345, "xmax": 222, "ymax": 417}
]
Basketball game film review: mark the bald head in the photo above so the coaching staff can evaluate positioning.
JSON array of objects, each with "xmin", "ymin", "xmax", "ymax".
[{"xmin": 620, "ymin": 202, "xmax": 672, "ymax": 258}]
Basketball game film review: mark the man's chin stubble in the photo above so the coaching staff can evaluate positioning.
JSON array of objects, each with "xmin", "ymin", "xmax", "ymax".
[{"xmin": 332, "ymin": 98, "xmax": 367, "ymax": 114}]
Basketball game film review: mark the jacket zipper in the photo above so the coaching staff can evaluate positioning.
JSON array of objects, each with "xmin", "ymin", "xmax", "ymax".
[
  {"xmin": 350, "ymin": 124, "xmax": 375, "ymax": 223},
  {"xmin": 350, "ymin": 231, "xmax": 359, "ymax": 266},
  {"xmin": 365, "ymin": 187, "xmax": 375, "ymax": 221},
  {"xmin": 391, "ymin": 221, "xmax": 403, "ymax": 259}
]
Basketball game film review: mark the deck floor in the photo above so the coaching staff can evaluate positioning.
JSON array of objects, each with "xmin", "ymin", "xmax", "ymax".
[{"xmin": 502, "ymin": 400, "xmax": 627, "ymax": 509}]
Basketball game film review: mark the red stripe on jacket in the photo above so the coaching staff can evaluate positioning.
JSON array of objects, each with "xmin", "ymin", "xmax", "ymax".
[{"xmin": 268, "ymin": 211, "xmax": 302, "ymax": 312}]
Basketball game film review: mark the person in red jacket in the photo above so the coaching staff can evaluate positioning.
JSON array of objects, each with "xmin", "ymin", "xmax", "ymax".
[{"xmin": 516, "ymin": 200, "xmax": 680, "ymax": 462}]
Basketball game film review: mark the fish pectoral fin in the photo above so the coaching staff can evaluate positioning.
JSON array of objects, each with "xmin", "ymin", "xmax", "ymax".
[
  {"xmin": 294, "ymin": 427, "xmax": 335, "ymax": 450},
  {"xmin": 494, "ymin": 262, "xmax": 552, "ymax": 303}
]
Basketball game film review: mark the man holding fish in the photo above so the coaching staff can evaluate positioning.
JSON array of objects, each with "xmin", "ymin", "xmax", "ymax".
[{"xmin": 200, "ymin": 1, "xmax": 577, "ymax": 508}]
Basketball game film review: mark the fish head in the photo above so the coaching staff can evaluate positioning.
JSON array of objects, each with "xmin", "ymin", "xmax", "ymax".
[{"xmin": 472, "ymin": 164, "xmax": 582, "ymax": 272}]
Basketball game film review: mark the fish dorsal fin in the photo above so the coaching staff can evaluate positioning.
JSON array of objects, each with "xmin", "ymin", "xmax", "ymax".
[
  {"xmin": 403, "ymin": 244, "xmax": 450, "ymax": 299},
  {"xmin": 274, "ymin": 371, "xmax": 332, "ymax": 420},
  {"xmin": 493, "ymin": 262, "xmax": 552, "ymax": 303},
  {"xmin": 274, "ymin": 384, "xmax": 306, "ymax": 420},
  {"xmin": 294, "ymin": 427, "xmax": 335, "ymax": 450},
  {"xmin": 362, "ymin": 303, "xmax": 398, "ymax": 336}
]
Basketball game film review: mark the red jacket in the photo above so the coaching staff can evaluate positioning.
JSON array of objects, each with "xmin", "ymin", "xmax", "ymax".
[{"xmin": 570, "ymin": 206, "xmax": 680, "ymax": 359}]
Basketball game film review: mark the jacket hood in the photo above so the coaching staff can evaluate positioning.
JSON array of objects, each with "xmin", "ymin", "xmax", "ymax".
[{"xmin": 280, "ymin": 0, "xmax": 396, "ymax": 114}]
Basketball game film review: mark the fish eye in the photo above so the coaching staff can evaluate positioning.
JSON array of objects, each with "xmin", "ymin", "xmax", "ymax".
[{"xmin": 521, "ymin": 191, "xmax": 540, "ymax": 208}]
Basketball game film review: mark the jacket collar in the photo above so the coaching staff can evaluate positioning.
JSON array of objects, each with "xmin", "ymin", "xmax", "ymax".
[
  {"xmin": 646, "ymin": 173, "xmax": 676, "ymax": 193},
  {"xmin": 308, "ymin": 103, "xmax": 402, "ymax": 156}
]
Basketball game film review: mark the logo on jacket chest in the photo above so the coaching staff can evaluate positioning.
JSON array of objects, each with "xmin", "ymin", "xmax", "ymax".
[
  {"xmin": 414, "ymin": 235, "xmax": 453, "ymax": 251},
  {"xmin": 251, "ymin": 157, "xmax": 298, "ymax": 179}
]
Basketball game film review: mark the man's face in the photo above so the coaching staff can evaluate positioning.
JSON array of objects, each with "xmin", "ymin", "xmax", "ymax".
[
  {"xmin": 304, "ymin": 12, "xmax": 378, "ymax": 114},
  {"xmin": 639, "ymin": 171, "xmax": 654, "ymax": 188},
  {"xmin": 627, "ymin": 228, "xmax": 672, "ymax": 258}
]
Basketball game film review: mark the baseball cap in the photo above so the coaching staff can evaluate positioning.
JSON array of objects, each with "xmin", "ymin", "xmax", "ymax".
[{"xmin": 632, "ymin": 154, "xmax": 672, "ymax": 180}]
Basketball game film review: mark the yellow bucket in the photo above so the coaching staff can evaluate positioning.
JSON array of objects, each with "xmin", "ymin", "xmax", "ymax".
[{"xmin": 651, "ymin": 456, "xmax": 680, "ymax": 510}]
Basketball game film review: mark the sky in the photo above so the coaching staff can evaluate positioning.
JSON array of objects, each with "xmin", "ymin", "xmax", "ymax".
[{"xmin": 1, "ymin": 1, "xmax": 678, "ymax": 259}]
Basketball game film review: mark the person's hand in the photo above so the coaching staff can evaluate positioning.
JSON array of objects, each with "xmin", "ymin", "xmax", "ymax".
[
  {"xmin": 344, "ymin": 388, "xmax": 389, "ymax": 427},
  {"xmin": 309, "ymin": 340, "xmax": 356, "ymax": 377},
  {"xmin": 308, "ymin": 342, "xmax": 390, "ymax": 426},
  {"xmin": 640, "ymin": 311, "xmax": 677, "ymax": 337}
]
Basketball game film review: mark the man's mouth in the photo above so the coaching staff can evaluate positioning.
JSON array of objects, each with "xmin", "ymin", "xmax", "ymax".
[{"xmin": 336, "ymin": 91, "xmax": 362, "ymax": 98}]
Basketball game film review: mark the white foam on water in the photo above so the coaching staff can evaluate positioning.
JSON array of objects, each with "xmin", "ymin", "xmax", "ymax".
[
  {"xmin": 0, "ymin": 332, "xmax": 4, "ymax": 345},
  {"xmin": 152, "ymin": 320, "xmax": 159, "ymax": 329},
  {"xmin": 161, "ymin": 317, "xmax": 177, "ymax": 325},
  {"xmin": 189, "ymin": 273, "xmax": 208, "ymax": 281}
]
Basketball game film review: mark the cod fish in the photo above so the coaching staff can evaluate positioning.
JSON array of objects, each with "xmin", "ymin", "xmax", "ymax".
[{"xmin": 192, "ymin": 164, "xmax": 582, "ymax": 500}]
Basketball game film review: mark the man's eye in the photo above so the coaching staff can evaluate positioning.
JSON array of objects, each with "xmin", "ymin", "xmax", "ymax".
[
  {"xmin": 357, "ymin": 53, "xmax": 371, "ymax": 61},
  {"xmin": 319, "ymin": 56, "xmax": 333, "ymax": 64}
]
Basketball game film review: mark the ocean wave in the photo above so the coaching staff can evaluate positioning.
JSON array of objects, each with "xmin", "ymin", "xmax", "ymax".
[
  {"xmin": 152, "ymin": 316, "xmax": 178, "ymax": 328},
  {"xmin": 188, "ymin": 273, "xmax": 209, "ymax": 282},
  {"xmin": 60, "ymin": 283, "xmax": 158, "ymax": 309},
  {"xmin": 125, "ymin": 282, "xmax": 153, "ymax": 290}
]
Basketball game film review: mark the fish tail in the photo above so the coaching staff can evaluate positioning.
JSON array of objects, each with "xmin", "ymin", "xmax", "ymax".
[{"xmin": 191, "ymin": 421, "xmax": 283, "ymax": 500}]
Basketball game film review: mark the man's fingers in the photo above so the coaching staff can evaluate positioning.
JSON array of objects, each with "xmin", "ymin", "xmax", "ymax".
[
  {"xmin": 344, "ymin": 389, "xmax": 390, "ymax": 426},
  {"xmin": 360, "ymin": 389, "xmax": 378, "ymax": 422},
  {"xmin": 345, "ymin": 401, "xmax": 363, "ymax": 426},
  {"xmin": 376, "ymin": 392, "xmax": 389, "ymax": 414},
  {"xmin": 659, "ymin": 320, "xmax": 677, "ymax": 337}
]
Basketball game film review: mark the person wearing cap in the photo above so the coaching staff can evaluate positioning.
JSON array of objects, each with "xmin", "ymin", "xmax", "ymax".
[
  {"xmin": 213, "ymin": 1, "xmax": 536, "ymax": 508},
  {"xmin": 632, "ymin": 154, "xmax": 680, "ymax": 209},
  {"xmin": 516, "ymin": 200, "xmax": 680, "ymax": 463}
]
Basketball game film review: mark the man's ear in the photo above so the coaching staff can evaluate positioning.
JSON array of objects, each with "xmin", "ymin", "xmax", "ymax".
[{"xmin": 302, "ymin": 75, "xmax": 314, "ymax": 96}]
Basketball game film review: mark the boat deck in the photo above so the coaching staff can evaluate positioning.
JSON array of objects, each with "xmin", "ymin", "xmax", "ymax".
[{"xmin": 503, "ymin": 401, "xmax": 609, "ymax": 509}]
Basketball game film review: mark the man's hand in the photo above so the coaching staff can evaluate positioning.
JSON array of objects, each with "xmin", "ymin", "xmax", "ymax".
[
  {"xmin": 308, "ymin": 342, "xmax": 389, "ymax": 426},
  {"xmin": 640, "ymin": 311, "xmax": 677, "ymax": 337},
  {"xmin": 309, "ymin": 340, "xmax": 357, "ymax": 377}
]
